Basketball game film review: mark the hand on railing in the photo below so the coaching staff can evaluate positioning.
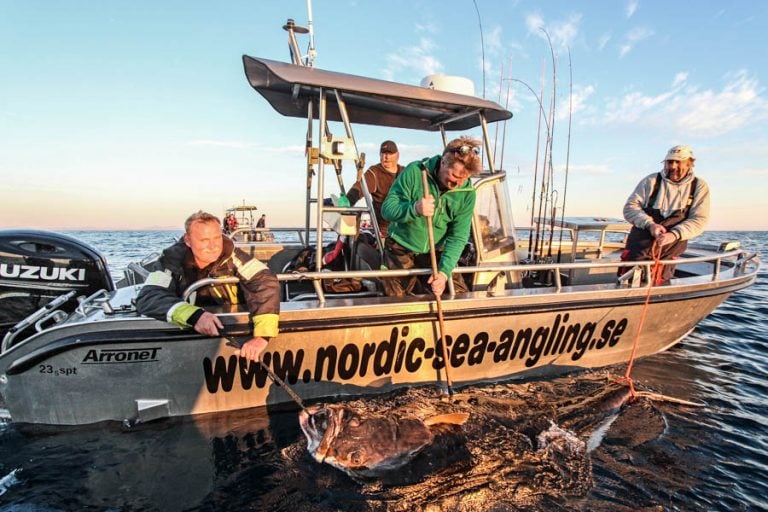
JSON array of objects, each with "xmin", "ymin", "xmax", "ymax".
[{"xmin": 193, "ymin": 311, "xmax": 223, "ymax": 337}]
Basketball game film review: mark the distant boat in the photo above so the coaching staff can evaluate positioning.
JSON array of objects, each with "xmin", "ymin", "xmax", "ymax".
[{"xmin": 223, "ymin": 203, "xmax": 275, "ymax": 243}]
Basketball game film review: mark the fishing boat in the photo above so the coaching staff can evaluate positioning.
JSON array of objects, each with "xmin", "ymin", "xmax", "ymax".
[
  {"xmin": 223, "ymin": 202, "xmax": 278, "ymax": 245},
  {"xmin": 0, "ymin": 16, "xmax": 759, "ymax": 426}
]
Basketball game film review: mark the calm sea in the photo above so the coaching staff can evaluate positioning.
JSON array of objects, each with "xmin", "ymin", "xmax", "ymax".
[{"xmin": 0, "ymin": 230, "xmax": 765, "ymax": 511}]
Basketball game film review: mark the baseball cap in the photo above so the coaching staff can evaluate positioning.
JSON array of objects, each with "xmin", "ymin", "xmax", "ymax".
[
  {"xmin": 380, "ymin": 140, "xmax": 398, "ymax": 153},
  {"xmin": 664, "ymin": 144, "xmax": 695, "ymax": 162}
]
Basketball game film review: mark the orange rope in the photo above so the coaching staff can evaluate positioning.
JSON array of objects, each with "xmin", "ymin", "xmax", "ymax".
[{"xmin": 616, "ymin": 241, "xmax": 663, "ymax": 399}]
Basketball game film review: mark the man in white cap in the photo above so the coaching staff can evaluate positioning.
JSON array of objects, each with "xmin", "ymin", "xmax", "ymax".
[{"xmin": 621, "ymin": 144, "xmax": 710, "ymax": 284}]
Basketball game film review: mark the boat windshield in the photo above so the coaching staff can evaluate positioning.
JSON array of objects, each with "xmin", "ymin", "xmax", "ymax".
[{"xmin": 473, "ymin": 174, "xmax": 517, "ymax": 259}]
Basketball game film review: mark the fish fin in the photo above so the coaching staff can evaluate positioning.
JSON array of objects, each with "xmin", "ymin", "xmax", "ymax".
[
  {"xmin": 634, "ymin": 391, "xmax": 706, "ymax": 407},
  {"xmin": 424, "ymin": 412, "xmax": 469, "ymax": 426},
  {"xmin": 366, "ymin": 376, "xmax": 393, "ymax": 388}
]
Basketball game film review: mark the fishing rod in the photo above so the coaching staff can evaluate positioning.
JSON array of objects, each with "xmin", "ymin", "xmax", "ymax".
[
  {"xmin": 510, "ymin": 72, "xmax": 551, "ymax": 261},
  {"xmin": 492, "ymin": 61, "xmax": 504, "ymax": 166},
  {"xmin": 228, "ymin": 337, "xmax": 307, "ymax": 411},
  {"xmin": 259, "ymin": 360, "xmax": 307, "ymax": 411},
  {"xmin": 529, "ymin": 71, "xmax": 544, "ymax": 261},
  {"xmin": 556, "ymin": 49, "xmax": 574, "ymax": 263},
  {"xmin": 546, "ymin": 189, "xmax": 558, "ymax": 257},
  {"xmin": 512, "ymin": 69, "xmax": 547, "ymax": 261},
  {"xmin": 541, "ymin": 29, "xmax": 557, "ymax": 259},
  {"xmin": 498, "ymin": 61, "xmax": 513, "ymax": 172},
  {"xmin": 472, "ymin": 0, "xmax": 486, "ymax": 98},
  {"xmin": 534, "ymin": 91, "xmax": 552, "ymax": 260}
]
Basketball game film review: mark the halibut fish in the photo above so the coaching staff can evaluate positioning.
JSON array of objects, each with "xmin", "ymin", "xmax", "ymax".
[{"xmin": 298, "ymin": 403, "xmax": 469, "ymax": 479}]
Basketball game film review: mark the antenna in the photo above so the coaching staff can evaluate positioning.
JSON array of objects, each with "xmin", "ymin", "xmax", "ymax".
[
  {"xmin": 283, "ymin": 0, "xmax": 316, "ymax": 67},
  {"xmin": 283, "ymin": 18, "xmax": 309, "ymax": 66},
  {"xmin": 306, "ymin": 0, "xmax": 316, "ymax": 66}
]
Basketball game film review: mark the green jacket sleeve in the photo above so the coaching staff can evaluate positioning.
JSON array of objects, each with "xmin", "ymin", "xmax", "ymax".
[{"xmin": 381, "ymin": 162, "xmax": 422, "ymax": 224}]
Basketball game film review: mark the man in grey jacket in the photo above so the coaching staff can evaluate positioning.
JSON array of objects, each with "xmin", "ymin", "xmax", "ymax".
[{"xmin": 622, "ymin": 144, "xmax": 710, "ymax": 283}]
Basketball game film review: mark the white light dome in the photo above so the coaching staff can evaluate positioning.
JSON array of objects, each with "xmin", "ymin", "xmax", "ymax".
[{"xmin": 420, "ymin": 74, "xmax": 476, "ymax": 96}]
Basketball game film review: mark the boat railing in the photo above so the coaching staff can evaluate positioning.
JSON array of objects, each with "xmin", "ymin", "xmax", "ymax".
[
  {"xmin": 1, "ymin": 285, "xmax": 146, "ymax": 354},
  {"xmin": 1, "ymin": 291, "xmax": 77, "ymax": 353},
  {"xmin": 229, "ymin": 227, "xmax": 274, "ymax": 243},
  {"xmin": 75, "ymin": 289, "xmax": 114, "ymax": 315},
  {"xmin": 229, "ymin": 226, "xmax": 335, "ymax": 245},
  {"xmin": 454, "ymin": 247, "xmax": 757, "ymax": 292},
  {"xmin": 180, "ymin": 247, "xmax": 757, "ymax": 305}
]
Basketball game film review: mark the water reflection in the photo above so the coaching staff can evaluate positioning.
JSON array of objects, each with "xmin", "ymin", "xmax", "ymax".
[{"xmin": 0, "ymin": 370, "xmax": 691, "ymax": 511}]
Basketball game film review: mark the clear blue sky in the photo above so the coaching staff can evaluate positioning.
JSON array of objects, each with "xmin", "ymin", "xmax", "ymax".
[{"xmin": 2, "ymin": 1, "xmax": 766, "ymax": 230}]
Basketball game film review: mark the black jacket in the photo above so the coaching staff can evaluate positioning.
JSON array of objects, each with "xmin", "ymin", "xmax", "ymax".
[{"xmin": 136, "ymin": 236, "xmax": 279, "ymax": 337}]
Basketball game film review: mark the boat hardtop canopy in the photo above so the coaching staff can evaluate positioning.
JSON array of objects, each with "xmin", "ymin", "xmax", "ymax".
[
  {"xmin": 226, "ymin": 205, "xmax": 258, "ymax": 213},
  {"xmin": 242, "ymin": 56, "xmax": 513, "ymax": 131}
]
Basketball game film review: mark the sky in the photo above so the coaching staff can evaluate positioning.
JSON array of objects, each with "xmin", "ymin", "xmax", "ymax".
[{"xmin": 1, "ymin": 0, "xmax": 767, "ymax": 231}]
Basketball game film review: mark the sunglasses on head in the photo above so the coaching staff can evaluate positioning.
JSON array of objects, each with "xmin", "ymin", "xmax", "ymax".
[{"xmin": 448, "ymin": 145, "xmax": 480, "ymax": 156}]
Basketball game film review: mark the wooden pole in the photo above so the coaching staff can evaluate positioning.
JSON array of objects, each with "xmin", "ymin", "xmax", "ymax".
[{"xmin": 421, "ymin": 168, "xmax": 455, "ymax": 396}]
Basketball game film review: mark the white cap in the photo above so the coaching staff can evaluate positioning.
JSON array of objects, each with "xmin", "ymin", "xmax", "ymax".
[{"xmin": 664, "ymin": 144, "xmax": 695, "ymax": 162}]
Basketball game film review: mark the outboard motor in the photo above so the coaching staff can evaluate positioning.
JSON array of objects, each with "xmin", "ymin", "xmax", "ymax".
[{"xmin": 0, "ymin": 230, "xmax": 115, "ymax": 342}]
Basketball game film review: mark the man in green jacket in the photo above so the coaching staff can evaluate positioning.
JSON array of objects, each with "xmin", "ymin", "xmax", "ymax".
[{"xmin": 381, "ymin": 136, "xmax": 482, "ymax": 297}]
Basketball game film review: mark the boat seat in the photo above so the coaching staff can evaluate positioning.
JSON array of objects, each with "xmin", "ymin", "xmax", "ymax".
[
  {"xmin": 351, "ymin": 236, "xmax": 382, "ymax": 272},
  {"xmin": 268, "ymin": 246, "xmax": 304, "ymax": 274},
  {"xmin": 278, "ymin": 239, "xmax": 382, "ymax": 301}
]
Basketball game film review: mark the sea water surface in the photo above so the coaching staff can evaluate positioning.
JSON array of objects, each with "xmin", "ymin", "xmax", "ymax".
[{"xmin": 0, "ymin": 230, "xmax": 765, "ymax": 511}]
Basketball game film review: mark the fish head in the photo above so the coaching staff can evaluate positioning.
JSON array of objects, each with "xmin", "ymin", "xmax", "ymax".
[
  {"xmin": 299, "ymin": 404, "xmax": 345, "ymax": 462},
  {"xmin": 298, "ymin": 403, "xmax": 379, "ymax": 473},
  {"xmin": 299, "ymin": 403, "xmax": 435, "ymax": 478}
]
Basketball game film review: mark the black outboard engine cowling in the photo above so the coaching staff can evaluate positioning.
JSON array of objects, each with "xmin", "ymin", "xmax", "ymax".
[{"xmin": 0, "ymin": 230, "xmax": 115, "ymax": 341}]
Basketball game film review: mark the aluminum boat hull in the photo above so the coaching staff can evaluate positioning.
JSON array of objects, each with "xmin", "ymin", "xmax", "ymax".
[{"xmin": 0, "ymin": 271, "xmax": 754, "ymax": 425}]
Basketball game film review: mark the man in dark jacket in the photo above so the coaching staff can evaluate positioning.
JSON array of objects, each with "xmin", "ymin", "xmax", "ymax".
[
  {"xmin": 136, "ymin": 211, "xmax": 279, "ymax": 362},
  {"xmin": 345, "ymin": 140, "xmax": 404, "ymax": 238}
]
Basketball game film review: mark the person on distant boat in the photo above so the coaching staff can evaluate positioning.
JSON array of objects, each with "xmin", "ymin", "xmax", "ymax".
[
  {"xmin": 380, "ymin": 136, "xmax": 482, "ymax": 297},
  {"xmin": 621, "ymin": 144, "xmax": 710, "ymax": 284},
  {"xmin": 136, "ymin": 211, "xmax": 279, "ymax": 362},
  {"xmin": 224, "ymin": 213, "xmax": 239, "ymax": 234},
  {"xmin": 344, "ymin": 140, "xmax": 404, "ymax": 239},
  {"xmin": 256, "ymin": 214, "xmax": 266, "ymax": 228}
]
